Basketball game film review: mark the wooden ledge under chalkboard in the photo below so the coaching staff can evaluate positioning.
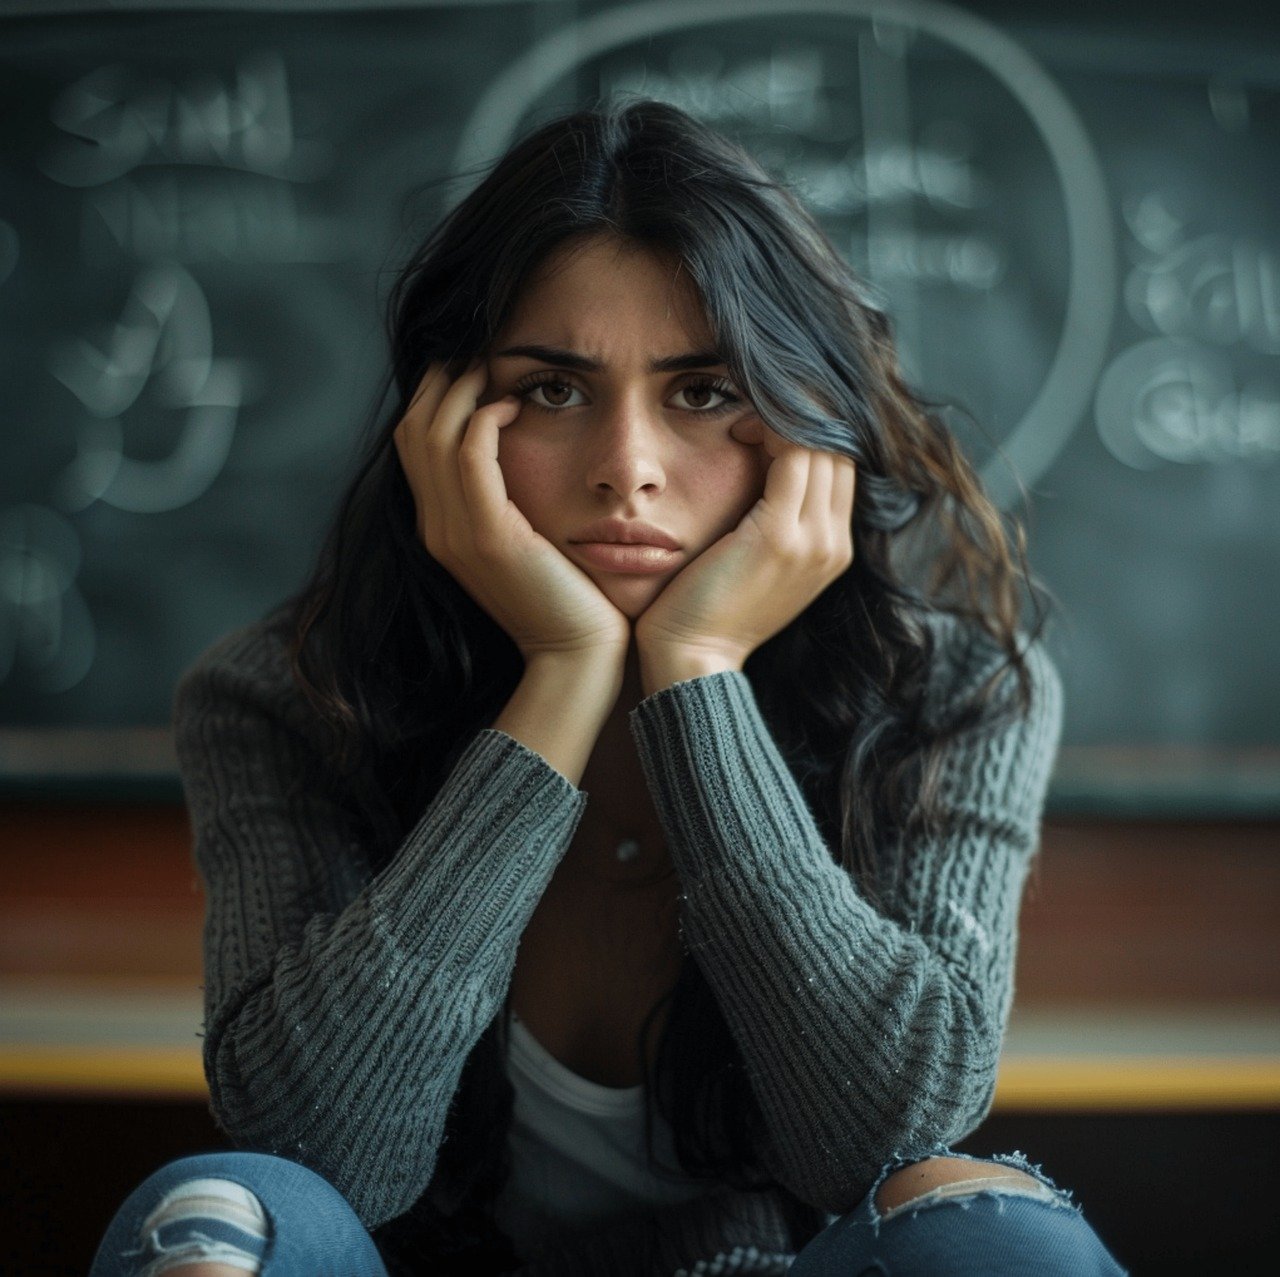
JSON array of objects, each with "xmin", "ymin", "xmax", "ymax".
[{"xmin": 1049, "ymin": 745, "xmax": 1280, "ymax": 819}]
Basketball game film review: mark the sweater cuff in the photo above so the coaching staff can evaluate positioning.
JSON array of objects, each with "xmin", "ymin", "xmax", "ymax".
[
  {"xmin": 627, "ymin": 670, "xmax": 828, "ymax": 887},
  {"xmin": 376, "ymin": 726, "xmax": 587, "ymax": 971}
]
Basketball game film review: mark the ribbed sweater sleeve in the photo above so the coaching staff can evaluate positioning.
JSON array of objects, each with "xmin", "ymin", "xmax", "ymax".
[
  {"xmin": 172, "ymin": 619, "xmax": 587, "ymax": 1228},
  {"xmin": 626, "ymin": 620, "xmax": 1064, "ymax": 1216}
]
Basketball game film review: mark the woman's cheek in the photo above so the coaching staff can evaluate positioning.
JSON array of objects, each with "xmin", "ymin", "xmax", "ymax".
[
  {"xmin": 495, "ymin": 425, "xmax": 523, "ymax": 493},
  {"xmin": 496, "ymin": 428, "xmax": 556, "ymax": 510},
  {"xmin": 721, "ymin": 438, "xmax": 770, "ymax": 507},
  {"xmin": 682, "ymin": 446, "xmax": 764, "ymax": 539}
]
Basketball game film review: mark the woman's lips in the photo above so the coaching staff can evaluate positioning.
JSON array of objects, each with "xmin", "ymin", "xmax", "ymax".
[{"xmin": 572, "ymin": 542, "xmax": 681, "ymax": 573}]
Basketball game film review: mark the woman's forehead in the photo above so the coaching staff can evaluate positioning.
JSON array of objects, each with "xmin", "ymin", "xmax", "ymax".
[
  {"xmin": 520, "ymin": 235, "xmax": 695, "ymax": 302},
  {"xmin": 499, "ymin": 241, "xmax": 714, "ymax": 349}
]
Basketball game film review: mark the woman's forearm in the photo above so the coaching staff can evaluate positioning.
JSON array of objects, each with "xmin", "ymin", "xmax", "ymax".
[{"xmin": 490, "ymin": 648, "xmax": 625, "ymax": 788}]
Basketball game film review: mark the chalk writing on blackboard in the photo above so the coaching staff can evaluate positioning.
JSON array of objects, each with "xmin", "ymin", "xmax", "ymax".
[
  {"xmin": 49, "ymin": 265, "xmax": 256, "ymax": 515},
  {"xmin": 1094, "ymin": 193, "xmax": 1280, "ymax": 470},
  {"xmin": 455, "ymin": 0, "xmax": 1117, "ymax": 509}
]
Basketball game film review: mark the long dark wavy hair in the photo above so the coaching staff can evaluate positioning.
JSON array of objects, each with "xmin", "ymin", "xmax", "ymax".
[{"xmin": 276, "ymin": 93, "xmax": 1054, "ymax": 1262}]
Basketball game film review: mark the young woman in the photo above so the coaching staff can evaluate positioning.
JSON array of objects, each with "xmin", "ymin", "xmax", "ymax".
[{"xmin": 90, "ymin": 97, "xmax": 1127, "ymax": 1276}]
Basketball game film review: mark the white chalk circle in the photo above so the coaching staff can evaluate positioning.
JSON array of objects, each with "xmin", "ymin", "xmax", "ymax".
[
  {"xmin": 1095, "ymin": 337, "xmax": 1280, "ymax": 470},
  {"xmin": 453, "ymin": 0, "xmax": 1116, "ymax": 511}
]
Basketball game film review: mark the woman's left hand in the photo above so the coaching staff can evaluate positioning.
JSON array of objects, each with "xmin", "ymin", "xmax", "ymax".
[{"xmin": 634, "ymin": 417, "xmax": 857, "ymax": 670}]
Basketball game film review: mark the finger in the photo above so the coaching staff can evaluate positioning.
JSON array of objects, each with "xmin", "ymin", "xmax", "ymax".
[
  {"xmin": 424, "ymin": 359, "xmax": 489, "ymax": 460},
  {"xmin": 457, "ymin": 396, "xmax": 521, "ymax": 532},
  {"xmin": 393, "ymin": 363, "xmax": 452, "ymax": 488},
  {"xmin": 760, "ymin": 438, "xmax": 812, "ymax": 533},
  {"xmin": 799, "ymin": 449, "xmax": 835, "ymax": 533},
  {"xmin": 396, "ymin": 361, "xmax": 449, "ymax": 446},
  {"xmin": 415, "ymin": 359, "xmax": 486, "ymax": 527},
  {"xmin": 407, "ymin": 361, "xmax": 447, "ymax": 417},
  {"xmin": 427, "ymin": 363, "xmax": 491, "ymax": 527},
  {"xmin": 834, "ymin": 457, "xmax": 857, "ymax": 563},
  {"xmin": 834, "ymin": 456, "xmax": 856, "ymax": 520}
]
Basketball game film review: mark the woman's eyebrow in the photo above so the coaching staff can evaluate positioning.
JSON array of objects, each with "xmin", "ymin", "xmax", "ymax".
[{"xmin": 492, "ymin": 344, "xmax": 727, "ymax": 373}]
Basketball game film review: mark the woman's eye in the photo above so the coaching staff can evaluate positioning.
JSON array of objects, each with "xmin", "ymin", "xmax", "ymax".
[
  {"xmin": 673, "ymin": 379, "xmax": 741, "ymax": 413},
  {"xmin": 518, "ymin": 377, "xmax": 584, "ymax": 410},
  {"xmin": 513, "ymin": 374, "xmax": 742, "ymax": 417}
]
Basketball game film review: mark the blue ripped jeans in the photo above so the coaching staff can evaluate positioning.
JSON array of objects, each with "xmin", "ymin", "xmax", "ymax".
[
  {"xmin": 788, "ymin": 1146, "xmax": 1129, "ymax": 1275},
  {"xmin": 90, "ymin": 1146, "xmax": 1128, "ymax": 1275}
]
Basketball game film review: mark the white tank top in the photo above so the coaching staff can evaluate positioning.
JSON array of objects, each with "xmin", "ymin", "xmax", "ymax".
[{"xmin": 491, "ymin": 1009, "xmax": 714, "ymax": 1260}]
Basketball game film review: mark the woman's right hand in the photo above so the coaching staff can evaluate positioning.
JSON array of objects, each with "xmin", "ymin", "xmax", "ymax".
[{"xmin": 393, "ymin": 358, "xmax": 632, "ymax": 663}]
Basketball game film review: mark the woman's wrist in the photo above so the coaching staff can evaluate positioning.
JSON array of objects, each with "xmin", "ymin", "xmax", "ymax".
[
  {"xmin": 494, "ymin": 647, "xmax": 626, "ymax": 787},
  {"xmin": 638, "ymin": 645, "xmax": 742, "ymax": 698}
]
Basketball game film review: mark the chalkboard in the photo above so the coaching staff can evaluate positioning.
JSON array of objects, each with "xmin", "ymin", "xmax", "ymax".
[{"xmin": 2, "ymin": 0, "xmax": 1277, "ymax": 813}]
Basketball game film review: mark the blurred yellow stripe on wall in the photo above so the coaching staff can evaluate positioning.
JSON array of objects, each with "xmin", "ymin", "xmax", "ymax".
[
  {"xmin": 3, "ymin": 1045, "xmax": 1280, "ymax": 1108},
  {"xmin": 0, "ymin": 1045, "xmax": 205, "ymax": 1097},
  {"xmin": 994, "ymin": 1056, "xmax": 1280, "ymax": 1110}
]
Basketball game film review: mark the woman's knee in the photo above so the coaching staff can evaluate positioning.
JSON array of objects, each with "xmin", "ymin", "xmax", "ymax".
[
  {"xmin": 865, "ymin": 1152, "xmax": 1126, "ymax": 1276},
  {"xmin": 133, "ymin": 1171, "xmax": 270, "ymax": 1274},
  {"xmin": 792, "ymin": 1151, "xmax": 1126, "ymax": 1277},
  {"xmin": 90, "ymin": 1150, "xmax": 385, "ymax": 1277},
  {"xmin": 874, "ymin": 1154, "xmax": 1058, "ymax": 1219},
  {"xmin": 90, "ymin": 1154, "xmax": 274, "ymax": 1277}
]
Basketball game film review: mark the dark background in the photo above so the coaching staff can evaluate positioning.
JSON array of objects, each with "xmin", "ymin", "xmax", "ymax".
[
  {"xmin": 5, "ymin": 1098, "xmax": 1277, "ymax": 1274},
  {"xmin": 1, "ymin": 0, "xmax": 1277, "ymax": 811},
  {"xmin": 2, "ymin": 5, "xmax": 1277, "ymax": 1274}
]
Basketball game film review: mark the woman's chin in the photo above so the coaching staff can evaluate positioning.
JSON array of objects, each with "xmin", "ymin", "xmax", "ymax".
[{"xmin": 594, "ymin": 573, "xmax": 672, "ymax": 617}]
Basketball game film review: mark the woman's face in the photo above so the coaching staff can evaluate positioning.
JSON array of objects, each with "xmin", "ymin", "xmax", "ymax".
[{"xmin": 482, "ymin": 235, "xmax": 771, "ymax": 618}]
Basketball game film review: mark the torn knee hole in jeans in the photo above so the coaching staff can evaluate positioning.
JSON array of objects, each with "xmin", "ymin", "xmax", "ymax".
[
  {"xmin": 876, "ymin": 1174, "xmax": 1069, "ymax": 1224},
  {"xmin": 120, "ymin": 1177, "xmax": 271, "ymax": 1276},
  {"xmin": 128, "ymin": 1236, "xmax": 265, "ymax": 1275}
]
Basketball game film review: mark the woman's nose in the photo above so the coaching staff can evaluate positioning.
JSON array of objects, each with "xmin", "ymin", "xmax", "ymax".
[{"xmin": 582, "ymin": 400, "xmax": 669, "ymax": 491}]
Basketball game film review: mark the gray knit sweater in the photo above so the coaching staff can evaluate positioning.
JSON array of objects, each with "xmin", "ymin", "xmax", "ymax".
[{"xmin": 172, "ymin": 604, "xmax": 1063, "ymax": 1276}]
